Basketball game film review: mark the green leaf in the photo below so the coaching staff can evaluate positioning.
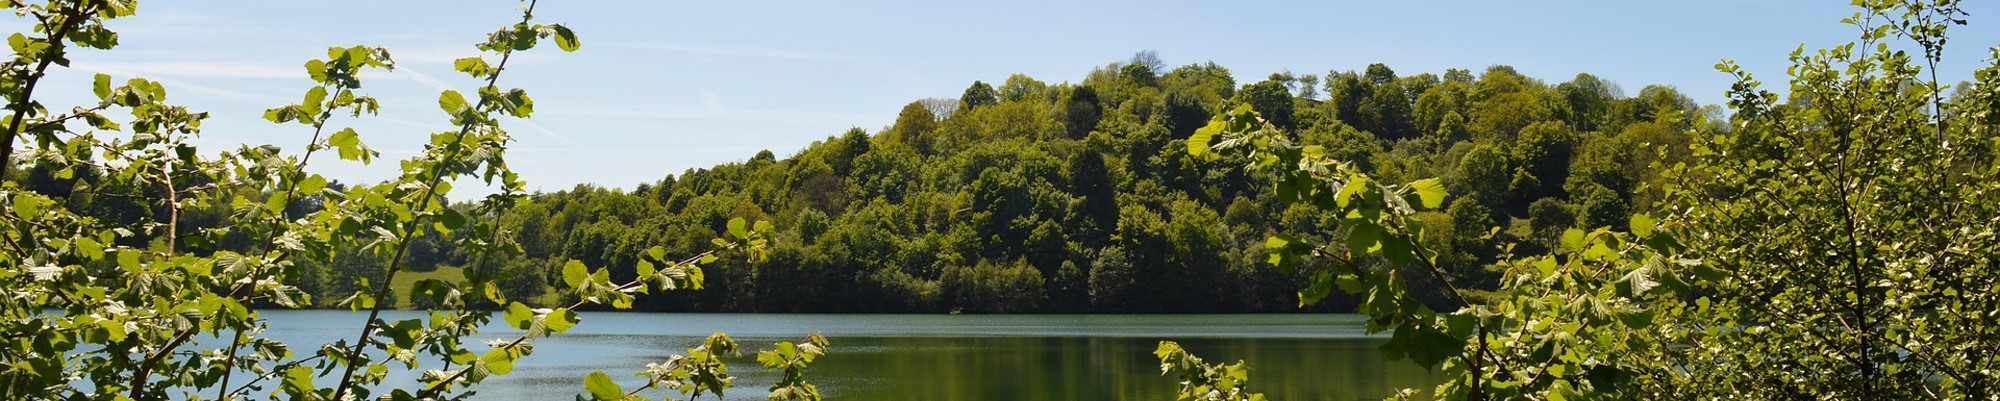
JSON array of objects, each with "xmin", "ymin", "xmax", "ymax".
[
  {"xmin": 329, "ymin": 128, "xmax": 363, "ymax": 161},
  {"xmin": 1347, "ymin": 224, "xmax": 1382, "ymax": 257},
  {"xmin": 1560, "ymin": 228, "xmax": 1586, "ymax": 252},
  {"xmin": 1407, "ymin": 178, "xmax": 1447, "ymax": 209},
  {"xmin": 453, "ymin": 57, "xmax": 492, "ymax": 77},
  {"xmin": 304, "ymin": 59, "xmax": 328, "ymax": 83},
  {"xmin": 583, "ymin": 371, "xmax": 623, "ymax": 401},
  {"xmin": 562, "ymin": 260, "xmax": 588, "ymax": 288},
  {"xmin": 92, "ymin": 73, "xmax": 111, "ymax": 99},
  {"xmin": 263, "ymin": 192, "xmax": 290, "ymax": 215},
  {"xmin": 545, "ymin": 308, "xmax": 578, "ymax": 333},
  {"xmin": 302, "ymin": 86, "xmax": 328, "ymax": 116},
  {"xmin": 1618, "ymin": 308, "xmax": 1656, "ymax": 328},
  {"xmin": 635, "ymin": 260, "xmax": 655, "ymax": 277},
  {"xmin": 1265, "ymin": 235, "xmax": 1298, "ymax": 273},
  {"xmin": 504, "ymin": 88, "xmax": 535, "ymax": 117},
  {"xmin": 1380, "ymin": 235, "xmax": 1413, "ymax": 265},
  {"xmin": 482, "ymin": 348, "xmax": 515, "ymax": 375},
  {"xmin": 503, "ymin": 302, "xmax": 532, "ymax": 329},
  {"xmin": 1406, "ymin": 326, "xmax": 1463, "ymax": 370},
  {"xmin": 1692, "ymin": 263, "xmax": 1727, "ymax": 282},
  {"xmin": 11, "ymin": 193, "xmax": 43, "ymax": 219},
  {"xmin": 283, "ymin": 365, "xmax": 314, "ymax": 394},
  {"xmin": 484, "ymin": 282, "xmax": 507, "ymax": 304},
  {"xmin": 1335, "ymin": 176, "xmax": 1371, "ymax": 209},
  {"xmin": 263, "ymin": 106, "xmax": 299, "ymax": 124},
  {"xmin": 1334, "ymin": 273, "xmax": 1363, "ymax": 293},
  {"xmin": 727, "ymin": 217, "xmax": 748, "ymax": 239},
  {"xmin": 96, "ymin": 319, "xmax": 126, "ymax": 342},
  {"xmin": 435, "ymin": 208, "xmax": 467, "ymax": 232},
  {"xmin": 439, "ymin": 90, "xmax": 468, "ymax": 115},
  {"xmin": 1299, "ymin": 269, "xmax": 1333, "ymax": 307},
  {"xmin": 1629, "ymin": 214, "xmax": 1656, "ymax": 238},
  {"xmin": 551, "ymin": 24, "xmax": 580, "ymax": 52},
  {"xmin": 1618, "ymin": 265, "xmax": 1660, "ymax": 298},
  {"xmin": 298, "ymin": 174, "xmax": 328, "ymax": 195},
  {"xmin": 1534, "ymin": 257, "xmax": 1559, "ymax": 276},
  {"xmin": 1188, "ymin": 118, "xmax": 1223, "ymax": 159}
]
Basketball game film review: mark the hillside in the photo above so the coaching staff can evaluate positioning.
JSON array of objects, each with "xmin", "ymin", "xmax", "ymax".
[
  {"xmin": 17, "ymin": 59, "xmax": 1702, "ymax": 313},
  {"xmin": 437, "ymin": 60, "xmax": 1705, "ymax": 313}
]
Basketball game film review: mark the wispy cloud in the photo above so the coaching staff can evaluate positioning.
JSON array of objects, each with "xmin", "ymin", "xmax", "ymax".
[
  {"xmin": 385, "ymin": 45, "xmax": 558, "ymax": 66},
  {"xmin": 700, "ymin": 91, "xmax": 724, "ymax": 112},
  {"xmin": 540, "ymin": 103, "xmax": 875, "ymax": 127},
  {"xmin": 509, "ymin": 118, "xmax": 584, "ymax": 147},
  {"xmin": 66, "ymin": 63, "xmax": 277, "ymax": 101},
  {"xmin": 601, "ymin": 42, "xmax": 880, "ymax": 61},
  {"xmin": 507, "ymin": 146, "xmax": 759, "ymax": 155},
  {"xmin": 390, "ymin": 66, "xmax": 456, "ymax": 92},
  {"xmin": 373, "ymin": 116, "xmax": 454, "ymax": 132},
  {"xmin": 77, "ymin": 61, "xmax": 298, "ymax": 79}
]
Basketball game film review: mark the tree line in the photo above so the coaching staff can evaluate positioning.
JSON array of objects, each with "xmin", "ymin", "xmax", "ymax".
[{"xmin": 8, "ymin": 52, "xmax": 1713, "ymax": 313}]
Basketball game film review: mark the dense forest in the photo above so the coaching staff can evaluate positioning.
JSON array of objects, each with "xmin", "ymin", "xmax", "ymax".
[{"xmin": 10, "ymin": 56, "xmax": 1709, "ymax": 313}]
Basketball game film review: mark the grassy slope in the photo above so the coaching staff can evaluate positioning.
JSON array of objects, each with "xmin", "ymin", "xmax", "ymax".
[
  {"xmin": 388, "ymin": 266, "xmax": 464, "ymax": 309},
  {"xmin": 387, "ymin": 266, "xmax": 561, "ymax": 308}
]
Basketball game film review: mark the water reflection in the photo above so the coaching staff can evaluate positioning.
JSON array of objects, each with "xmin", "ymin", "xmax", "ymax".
[{"xmin": 256, "ymin": 311, "xmax": 1436, "ymax": 401}]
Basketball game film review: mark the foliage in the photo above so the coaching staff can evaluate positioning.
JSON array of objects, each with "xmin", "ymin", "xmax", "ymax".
[
  {"xmin": 757, "ymin": 334, "xmax": 832, "ymax": 401},
  {"xmin": 1184, "ymin": 1, "xmax": 2000, "ymax": 400},
  {"xmin": 1155, "ymin": 341, "xmax": 1266, "ymax": 401},
  {"xmin": 582, "ymin": 333, "xmax": 831, "ymax": 401},
  {"xmin": 1654, "ymin": 0, "xmax": 2000, "ymax": 398},
  {"xmin": 0, "ymin": 1, "xmax": 809, "ymax": 401},
  {"xmin": 1191, "ymin": 101, "xmax": 1689, "ymax": 400}
]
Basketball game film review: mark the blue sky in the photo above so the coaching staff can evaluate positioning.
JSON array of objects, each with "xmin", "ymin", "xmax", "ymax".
[{"xmin": 16, "ymin": 1, "xmax": 2000, "ymax": 196}]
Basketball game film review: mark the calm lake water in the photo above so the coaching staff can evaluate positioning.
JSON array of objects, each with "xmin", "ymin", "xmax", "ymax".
[{"xmin": 255, "ymin": 310, "xmax": 1436, "ymax": 401}]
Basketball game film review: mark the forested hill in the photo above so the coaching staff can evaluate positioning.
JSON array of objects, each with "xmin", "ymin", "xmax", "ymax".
[
  {"xmin": 478, "ymin": 59, "xmax": 1709, "ymax": 313},
  {"xmin": 18, "ymin": 59, "xmax": 1704, "ymax": 313}
]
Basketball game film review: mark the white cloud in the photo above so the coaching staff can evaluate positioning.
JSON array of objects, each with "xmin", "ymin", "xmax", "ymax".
[
  {"xmin": 701, "ymin": 91, "xmax": 724, "ymax": 112},
  {"xmin": 391, "ymin": 66, "xmax": 455, "ymax": 92},
  {"xmin": 601, "ymin": 42, "xmax": 880, "ymax": 61},
  {"xmin": 540, "ymin": 103, "xmax": 874, "ymax": 127},
  {"xmin": 62, "ymin": 64, "xmax": 275, "ymax": 101},
  {"xmin": 385, "ymin": 45, "xmax": 558, "ymax": 66},
  {"xmin": 507, "ymin": 146, "xmax": 758, "ymax": 155},
  {"xmin": 508, "ymin": 118, "xmax": 584, "ymax": 147},
  {"xmin": 76, "ymin": 61, "xmax": 298, "ymax": 79}
]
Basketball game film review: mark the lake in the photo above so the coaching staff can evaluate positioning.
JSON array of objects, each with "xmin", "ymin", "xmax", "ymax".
[{"xmin": 254, "ymin": 310, "xmax": 1436, "ymax": 401}]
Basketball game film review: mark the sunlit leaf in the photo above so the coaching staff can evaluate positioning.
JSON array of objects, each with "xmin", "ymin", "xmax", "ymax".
[{"xmin": 583, "ymin": 371, "xmax": 623, "ymax": 401}]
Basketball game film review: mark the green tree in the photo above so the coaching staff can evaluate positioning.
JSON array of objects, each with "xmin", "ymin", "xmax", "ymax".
[
  {"xmin": 1087, "ymin": 246, "xmax": 1135, "ymax": 310},
  {"xmin": 1556, "ymin": 73, "xmax": 1620, "ymax": 132},
  {"xmin": 889, "ymin": 100, "xmax": 937, "ymax": 150},
  {"xmin": 1468, "ymin": 91, "xmax": 1553, "ymax": 143},
  {"xmin": 999, "ymin": 73, "xmax": 1048, "ymax": 102},
  {"xmin": 1448, "ymin": 143, "xmax": 1509, "ymax": 207},
  {"xmin": 1659, "ymin": 1, "xmax": 2000, "ymax": 398},
  {"xmin": 942, "ymin": 257, "xmax": 1045, "ymax": 313},
  {"xmin": 1064, "ymin": 86, "xmax": 1102, "ymax": 139},
  {"xmin": 1510, "ymin": 121, "xmax": 1578, "ymax": 200},
  {"xmin": 1234, "ymin": 80, "xmax": 1294, "ymax": 130},
  {"xmin": 959, "ymin": 80, "xmax": 998, "ymax": 110}
]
